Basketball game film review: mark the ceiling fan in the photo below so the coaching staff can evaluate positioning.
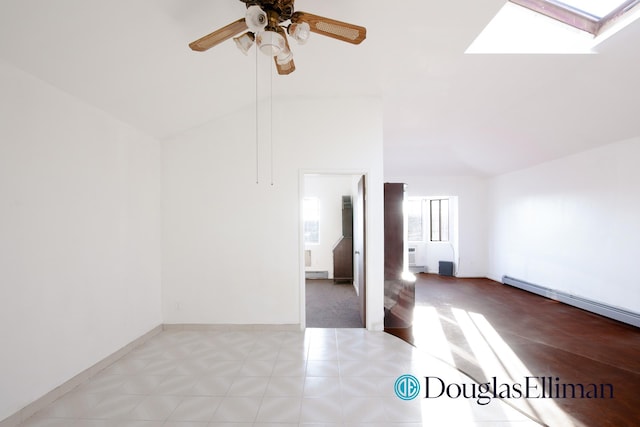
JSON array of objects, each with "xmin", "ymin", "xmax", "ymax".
[{"xmin": 189, "ymin": 0, "xmax": 367, "ymax": 75}]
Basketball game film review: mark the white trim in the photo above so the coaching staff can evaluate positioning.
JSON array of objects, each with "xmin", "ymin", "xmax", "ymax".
[
  {"xmin": 0, "ymin": 325, "xmax": 163, "ymax": 427},
  {"xmin": 163, "ymin": 324, "xmax": 301, "ymax": 332},
  {"xmin": 299, "ymin": 169, "xmax": 370, "ymax": 330},
  {"xmin": 0, "ymin": 323, "xmax": 311, "ymax": 426},
  {"xmin": 503, "ymin": 276, "xmax": 640, "ymax": 327}
]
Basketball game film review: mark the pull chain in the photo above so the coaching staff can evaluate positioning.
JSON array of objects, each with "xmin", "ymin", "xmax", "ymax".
[
  {"xmin": 255, "ymin": 45, "xmax": 259, "ymax": 185},
  {"xmin": 270, "ymin": 58, "xmax": 274, "ymax": 186}
]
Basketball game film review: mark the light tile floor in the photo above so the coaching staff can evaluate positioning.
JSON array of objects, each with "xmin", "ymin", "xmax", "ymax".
[{"xmin": 20, "ymin": 328, "xmax": 543, "ymax": 426}]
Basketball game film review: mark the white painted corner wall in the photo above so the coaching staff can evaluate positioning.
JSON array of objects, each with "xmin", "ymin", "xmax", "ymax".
[
  {"xmin": 0, "ymin": 65, "xmax": 384, "ymax": 421},
  {"xmin": 0, "ymin": 62, "xmax": 162, "ymax": 421},
  {"xmin": 161, "ymin": 96, "xmax": 385, "ymax": 330},
  {"xmin": 487, "ymin": 137, "xmax": 640, "ymax": 313}
]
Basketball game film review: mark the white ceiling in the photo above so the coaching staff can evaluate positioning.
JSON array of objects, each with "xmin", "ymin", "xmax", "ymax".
[{"xmin": 1, "ymin": 0, "xmax": 639, "ymax": 177}]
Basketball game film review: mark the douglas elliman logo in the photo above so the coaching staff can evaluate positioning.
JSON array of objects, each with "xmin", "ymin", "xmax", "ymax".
[
  {"xmin": 394, "ymin": 375, "xmax": 421, "ymax": 400},
  {"xmin": 394, "ymin": 375, "xmax": 613, "ymax": 405}
]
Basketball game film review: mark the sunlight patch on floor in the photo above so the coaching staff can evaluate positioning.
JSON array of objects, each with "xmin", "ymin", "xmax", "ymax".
[{"xmin": 453, "ymin": 308, "xmax": 578, "ymax": 427}]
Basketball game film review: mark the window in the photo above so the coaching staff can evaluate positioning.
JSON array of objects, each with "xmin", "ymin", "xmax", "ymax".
[
  {"xmin": 303, "ymin": 197, "xmax": 319, "ymax": 244},
  {"xmin": 509, "ymin": 0, "xmax": 640, "ymax": 35},
  {"xmin": 558, "ymin": 0, "xmax": 636, "ymax": 18},
  {"xmin": 468, "ymin": 0, "xmax": 640, "ymax": 53},
  {"xmin": 406, "ymin": 199, "xmax": 424, "ymax": 242},
  {"xmin": 430, "ymin": 199, "xmax": 449, "ymax": 242},
  {"xmin": 408, "ymin": 198, "xmax": 451, "ymax": 242}
]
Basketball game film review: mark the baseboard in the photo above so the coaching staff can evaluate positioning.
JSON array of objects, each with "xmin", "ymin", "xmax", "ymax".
[
  {"xmin": 163, "ymin": 323, "xmax": 301, "ymax": 332},
  {"xmin": 503, "ymin": 275, "xmax": 640, "ymax": 328},
  {"xmin": 0, "ymin": 325, "xmax": 163, "ymax": 427},
  {"xmin": 0, "ymin": 322, "xmax": 306, "ymax": 426}
]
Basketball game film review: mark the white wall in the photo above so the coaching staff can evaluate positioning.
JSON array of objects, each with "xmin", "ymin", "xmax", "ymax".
[
  {"xmin": 304, "ymin": 175, "xmax": 354, "ymax": 279},
  {"xmin": 162, "ymin": 96, "xmax": 385, "ymax": 329},
  {"xmin": 386, "ymin": 176, "xmax": 489, "ymax": 277},
  {"xmin": 0, "ymin": 62, "xmax": 162, "ymax": 420},
  {"xmin": 487, "ymin": 137, "xmax": 640, "ymax": 313}
]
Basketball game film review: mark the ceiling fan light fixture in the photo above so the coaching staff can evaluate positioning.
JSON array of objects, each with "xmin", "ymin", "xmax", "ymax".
[
  {"xmin": 188, "ymin": 2, "xmax": 367, "ymax": 75},
  {"xmin": 289, "ymin": 22, "xmax": 311, "ymax": 44},
  {"xmin": 233, "ymin": 32, "xmax": 255, "ymax": 55},
  {"xmin": 245, "ymin": 5, "xmax": 268, "ymax": 32},
  {"xmin": 276, "ymin": 47, "xmax": 293, "ymax": 65},
  {"xmin": 256, "ymin": 30, "xmax": 286, "ymax": 56}
]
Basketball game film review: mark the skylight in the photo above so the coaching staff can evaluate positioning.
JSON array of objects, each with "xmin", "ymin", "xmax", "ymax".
[
  {"xmin": 556, "ymin": 0, "xmax": 630, "ymax": 19},
  {"xmin": 467, "ymin": 0, "xmax": 640, "ymax": 53},
  {"xmin": 510, "ymin": 0, "xmax": 640, "ymax": 35}
]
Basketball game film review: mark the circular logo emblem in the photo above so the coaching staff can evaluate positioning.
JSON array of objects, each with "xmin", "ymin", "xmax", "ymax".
[{"xmin": 394, "ymin": 374, "xmax": 421, "ymax": 400}]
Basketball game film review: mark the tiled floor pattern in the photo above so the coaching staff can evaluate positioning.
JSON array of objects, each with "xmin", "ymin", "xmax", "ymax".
[{"xmin": 20, "ymin": 328, "xmax": 542, "ymax": 426}]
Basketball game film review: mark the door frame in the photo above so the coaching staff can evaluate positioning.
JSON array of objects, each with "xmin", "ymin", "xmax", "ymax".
[{"xmin": 299, "ymin": 170, "xmax": 369, "ymax": 330}]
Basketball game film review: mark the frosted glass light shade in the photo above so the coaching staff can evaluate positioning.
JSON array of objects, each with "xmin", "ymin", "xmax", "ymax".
[
  {"xmin": 256, "ymin": 30, "xmax": 286, "ymax": 56},
  {"xmin": 233, "ymin": 32, "xmax": 255, "ymax": 55},
  {"xmin": 276, "ymin": 47, "xmax": 293, "ymax": 65},
  {"xmin": 246, "ymin": 5, "xmax": 267, "ymax": 32},
  {"xmin": 289, "ymin": 22, "xmax": 311, "ymax": 44}
]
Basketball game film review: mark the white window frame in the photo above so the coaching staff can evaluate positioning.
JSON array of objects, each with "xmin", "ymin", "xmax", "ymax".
[
  {"xmin": 430, "ymin": 199, "xmax": 450, "ymax": 243},
  {"xmin": 406, "ymin": 198, "xmax": 425, "ymax": 243},
  {"xmin": 509, "ymin": 0, "xmax": 640, "ymax": 35},
  {"xmin": 303, "ymin": 197, "xmax": 320, "ymax": 245}
]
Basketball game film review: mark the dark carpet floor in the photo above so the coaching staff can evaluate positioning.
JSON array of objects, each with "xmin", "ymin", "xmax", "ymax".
[{"xmin": 305, "ymin": 279, "xmax": 362, "ymax": 328}]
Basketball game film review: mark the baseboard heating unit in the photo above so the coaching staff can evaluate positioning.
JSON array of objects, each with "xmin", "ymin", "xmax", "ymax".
[
  {"xmin": 305, "ymin": 271, "xmax": 329, "ymax": 280},
  {"xmin": 502, "ymin": 276, "xmax": 640, "ymax": 328}
]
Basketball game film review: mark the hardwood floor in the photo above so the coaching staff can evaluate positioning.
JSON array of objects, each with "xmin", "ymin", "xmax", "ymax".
[{"xmin": 386, "ymin": 273, "xmax": 640, "ymax": 427}]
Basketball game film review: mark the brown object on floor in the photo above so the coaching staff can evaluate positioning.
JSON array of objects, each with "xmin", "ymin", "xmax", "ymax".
[{"xmin": 386, "ymin": 273, "xmax": 640, "ymax": 427}]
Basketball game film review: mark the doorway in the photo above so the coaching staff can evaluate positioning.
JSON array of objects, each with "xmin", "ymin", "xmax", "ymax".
[{"xmin": 301, "ymin": 173, "xmax": 366, "ymax": 328}]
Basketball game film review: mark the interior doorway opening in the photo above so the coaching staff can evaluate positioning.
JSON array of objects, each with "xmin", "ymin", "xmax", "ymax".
[{"xmin": 301, "ymin": 173, "xmax": 366, "ymax": 328}]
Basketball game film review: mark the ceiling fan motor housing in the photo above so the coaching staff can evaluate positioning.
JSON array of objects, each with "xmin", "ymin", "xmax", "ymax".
[{"xmin": 241, "ymin": 0, "xmax": 295, "ymax": 22}]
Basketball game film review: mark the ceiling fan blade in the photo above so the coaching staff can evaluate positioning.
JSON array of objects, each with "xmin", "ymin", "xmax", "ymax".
[
  {"xmin": 291, "ymin": 12, "xmax": 366, "ymax": 44},
  {"xmin": 189, "ymin": 18, "xmax": 249, "ymax": 52}
]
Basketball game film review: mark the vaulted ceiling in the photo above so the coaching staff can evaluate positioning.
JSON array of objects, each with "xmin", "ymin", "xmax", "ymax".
[{"xmin": 1, "ymin": 0, "xmax": 639, "ymax": 177}]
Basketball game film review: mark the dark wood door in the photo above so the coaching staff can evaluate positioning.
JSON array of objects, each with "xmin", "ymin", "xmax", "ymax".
[
  {"xmin": 384, "ymin": 183, "xmax": 405, "ymax": 279},
  {"xmin": 354, "ymin": 176, "xmax": 366, "ymax": 327},
  {"xmin": 383, "ymin": 182, "xmax": 415, "ymax": 330}
]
